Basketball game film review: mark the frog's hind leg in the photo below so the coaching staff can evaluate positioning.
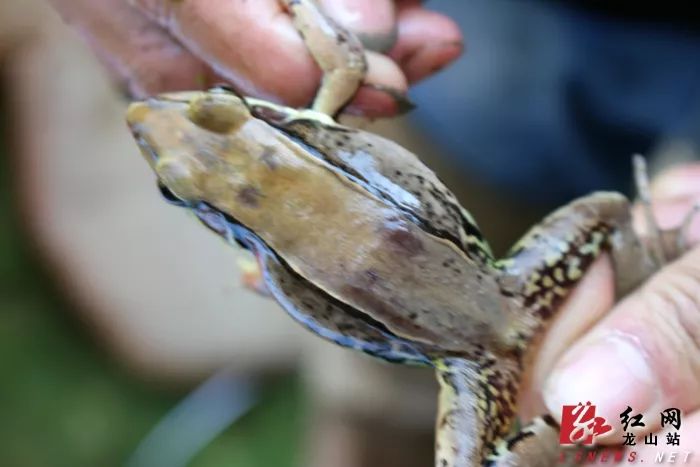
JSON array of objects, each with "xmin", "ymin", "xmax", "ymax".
[
  {"xmin": 279, "ymin": 0, "xmax": 367, "ymax": 116},
  {"xmin": 496, "ymin": 190, "xmax": 648, "ymax": 348},
  {"xmin": 434, "ymin": 355, "xmax": 573, "ymax": 466}
]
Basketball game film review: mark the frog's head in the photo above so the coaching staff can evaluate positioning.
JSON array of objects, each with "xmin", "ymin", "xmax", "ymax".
[
  {"xmin": 125, "ymin": 89, "xmax": 316, "ymax": 250},
  {"xmin": 126, "ymin": 90, "xmax": 259, "ymax": 203},
  {"xmin": 126, "ymin": 91, "xmax": 278, "ymax": 205}
]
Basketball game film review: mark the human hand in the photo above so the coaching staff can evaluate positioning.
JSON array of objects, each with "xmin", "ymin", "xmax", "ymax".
[
  {"xmin": 47, "ymin": 0, "xmax": 463, "ymax": 118},
  {"xmin": 520, "ymin": 162, "xmax": 700, "ymax": 461}
]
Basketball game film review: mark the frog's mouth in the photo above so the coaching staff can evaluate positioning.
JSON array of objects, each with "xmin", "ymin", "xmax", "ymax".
[
  {"xmin": 126, "ymin": 101, "xmax": 164, "ymax": 166},
  {"xmin": 132, "ymin": 133, "xmax": 159, "ymax": 165}
]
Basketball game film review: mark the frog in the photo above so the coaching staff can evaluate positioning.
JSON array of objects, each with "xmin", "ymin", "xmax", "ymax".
[{"xmin": 125, "ymin": 1, "xmax": 695, "ymax": 465}]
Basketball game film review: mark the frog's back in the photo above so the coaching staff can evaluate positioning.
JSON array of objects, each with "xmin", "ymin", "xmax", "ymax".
[{"xmin": 277, "ymin": 117, "xmax": 493, "ymax": 265}]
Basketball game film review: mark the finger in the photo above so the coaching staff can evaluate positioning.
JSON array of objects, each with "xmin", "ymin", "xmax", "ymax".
[
  {"xmin": 520, "ymin": 189, "xmax": 700, "ymax": 422},
  {"xmin": 542, "ymin": 244, "xmax": 700, "ymax": 444},
  {"xmin": 389, "ymin": 2, "xmax": 464, "ymax": 83},
  {"xmin": 651, "ymin": 162, "xmax": 700, "ymax": 199},
  {"xmin": 318, "ymin": 0, "xmax": 398, "ymax": 52},
  {"xmin": 344, "ymin": 51, "xmax": 411, "ymax": 116},
  {"xmin": 49, "ymin": 0, "xmax": 219, "ymax": 98},
  {"xmin": 518, "ymin": 256, "xmax": 616, "ymax": 421},
  {"xmin": 131, "ymin": 0, "xmax": 410, "ymax": 116},
  {"xmin": 631, "ymin": 195, "xmax": 700, "ymax": 244}
]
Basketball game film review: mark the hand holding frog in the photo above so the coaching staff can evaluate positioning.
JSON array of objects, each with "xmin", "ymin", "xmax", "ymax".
[
  {"xmin": 47, "ymin": 0, "xmax": 463, "ymax": 118},
  {"xmin": 521, "ymin": 164, "xmax": 700, "ymax": 458},
  {"xmin": 119, "ymin": 1, "xmax": 700, "ymax": 464}
]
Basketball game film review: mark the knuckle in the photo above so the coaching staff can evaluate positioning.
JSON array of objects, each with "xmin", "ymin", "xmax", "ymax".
[
  {"xmin": 130, "ymin": 0, "xmax": 175, "ymax": 27},
  {"xmin": 642, "ymin": 252, "xmax": 700, "ymax": 374}
]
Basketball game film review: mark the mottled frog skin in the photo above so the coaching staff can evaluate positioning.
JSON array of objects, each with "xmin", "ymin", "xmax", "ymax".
[{"xmin": 125, "ymin": 1, "xmax": 692, "ymax": 465}]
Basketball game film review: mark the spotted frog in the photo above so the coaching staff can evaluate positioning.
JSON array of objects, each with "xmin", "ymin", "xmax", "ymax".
[{"xmin": 125, "ymin": 1, "xmax": 692, "ymax": 465}]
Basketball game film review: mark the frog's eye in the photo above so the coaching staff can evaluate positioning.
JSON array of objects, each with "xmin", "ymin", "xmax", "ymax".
[
  {"xmin": 157, "ymin": 182, "xmax": 188, "ymax": 207},
  {"xmin": 208, "ymin": 84, "xmax": 240, "ymax": 96},
  {"xmin": 188, "ymin": 93, "xmax": 250, "ymax": 134}
]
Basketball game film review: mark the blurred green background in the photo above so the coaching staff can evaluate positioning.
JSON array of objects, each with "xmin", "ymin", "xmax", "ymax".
[{"xmin": 0, "ymin": 94, "xmax": 305, "ymax": 467}]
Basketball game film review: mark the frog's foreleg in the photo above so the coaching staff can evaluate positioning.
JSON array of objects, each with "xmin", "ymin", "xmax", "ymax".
[{"xmin": 280, "ymin": 0, "xmax": 367, "ymax": 116}]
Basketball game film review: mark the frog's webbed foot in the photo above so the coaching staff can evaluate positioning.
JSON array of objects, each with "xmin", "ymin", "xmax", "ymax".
[
  {"xmin": 280, "ymin": 0, "xmax": 367, "ymax": 117},
  {"xmin": 237, "ymin": 255, "xmax": 273, "ymax": 297}
]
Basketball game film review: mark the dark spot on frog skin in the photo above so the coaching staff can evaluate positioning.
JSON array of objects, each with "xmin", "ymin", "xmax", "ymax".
[
  {"xmin": 365, "ymin": 269, "xmax": 380, "ymax": 285},
  {"xmin": 237, "ymin": 186, "xmax": 262, "ymax": 208},
  {"xmin": 505, "ymin": 429, "xmax": 535, "ymax": 451},
  {"xmin": 342, "ymin": 285, "xmax": 441, "ymax": 344},
  {"xmin": 438, "ymin": 409, "xmax": 457, "ymax": 429},
  {"xmin": 337, "ymin": 322, "xmax": 356, "ymax": 332},
  {"xmin": 384, "ymin": 225, "xmax": 424, "ymax": 255}
]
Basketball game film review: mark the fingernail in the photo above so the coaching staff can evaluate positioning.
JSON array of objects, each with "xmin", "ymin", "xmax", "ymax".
[
  {"xmin": 345, "ymin": 84, "xmax": 416, "ymax": 117},
  {"xmin": 652, "ymin": 165, "xmax": 700, "ymax": 199},
  {"xmin": 357, "ymin": 30, "xmax": 398, "ymax": 54},
  {"xmin": 374, "ymin": 85, "xmax": 417, "ymax": 115},
  {"xmin": 404, "ymin": 41, "xmax": 464, "ymax": 83},
  {"xmin": 544, "ymin": 334, "xmax": 659, "ymax": 424}
]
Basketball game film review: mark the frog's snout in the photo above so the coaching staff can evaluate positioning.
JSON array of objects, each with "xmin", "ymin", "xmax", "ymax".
[
  {"xmin": 126, "ymin": 100, "xmax": 162, "ymax": 166},
  {"xmin": 126, "ymin": 101, "xmax": 150, "ymax": 128}
]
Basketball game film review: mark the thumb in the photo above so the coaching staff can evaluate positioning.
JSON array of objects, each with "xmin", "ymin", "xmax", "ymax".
[{"xmin": 543, "ymin": 243, "xmax": 700, "ymax": 443}]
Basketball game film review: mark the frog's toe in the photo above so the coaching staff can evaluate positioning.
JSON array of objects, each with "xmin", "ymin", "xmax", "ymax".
[
  {"xmin": 671, "ymin": 201, "xmax": 700, "ymax": 254},
  {"xmin": 237, "ymin": 255, "xmax": 271, "ymax": 297}
]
